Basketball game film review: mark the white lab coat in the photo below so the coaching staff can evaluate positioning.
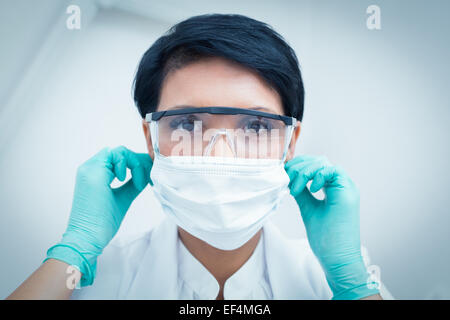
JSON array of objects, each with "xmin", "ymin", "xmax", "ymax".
[{"xmin": 71, "ymin": 217, "xmax": 394, "ymax": 300}]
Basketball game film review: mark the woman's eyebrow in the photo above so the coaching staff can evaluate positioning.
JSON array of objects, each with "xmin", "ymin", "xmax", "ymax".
[
  {"xmin": 165, "ymin": 105, "xmax": 275, "ymax": 112},
  {"xmin": 168, "ymin": 104, "xmax": 193, "ymax": 110},
  {"xmin": 248, "ymin": 106, "xmax": 277, "ymax": 113}
]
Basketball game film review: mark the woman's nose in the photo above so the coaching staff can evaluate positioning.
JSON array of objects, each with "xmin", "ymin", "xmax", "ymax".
[{"xmin": 205, "ymin": 132, "xmax": 235, "ymax": 157}]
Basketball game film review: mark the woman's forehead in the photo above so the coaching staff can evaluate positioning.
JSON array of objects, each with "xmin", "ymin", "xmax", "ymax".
[{"xmin": 157, "ymin": 57, "xmax": 283, "ymax": 115}]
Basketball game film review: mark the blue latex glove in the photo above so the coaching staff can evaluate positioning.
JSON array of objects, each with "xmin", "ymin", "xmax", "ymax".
[
  {"xmin": 44, "ymin": 146, "xmax": 153, "ymax": 286},
  {"xmin": 285, "ymin": 155, "xmax": 380, "ymax": 300}
]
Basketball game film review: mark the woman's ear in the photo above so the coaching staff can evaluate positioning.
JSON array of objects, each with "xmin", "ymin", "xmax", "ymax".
[
  {"xmin": 285, "ymin": 123, "xmax": 301, "ymax": 162},
  {"xmin": 142, "ymin": 119, "xmax": 155, "ymax": 161}
]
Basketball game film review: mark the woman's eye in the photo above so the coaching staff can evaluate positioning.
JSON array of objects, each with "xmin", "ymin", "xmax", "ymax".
[
  {"xmin": 245, "ymin": 119, "xmax": 272, "ymax": 133},
  {"xmin": 169, "ymin": 115, "xmax": 197, "ymax": 131}
]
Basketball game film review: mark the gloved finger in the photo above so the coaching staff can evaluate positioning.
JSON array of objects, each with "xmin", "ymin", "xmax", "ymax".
[
  {"xmin": 288, "ymin": 160, "xmax": 329, "ymax": 198},
  {"xmin": 130, "ymin": 158, "xmax": 149, "ymax": 191},
  {"xmin": 107, "ymin": 146, "xmax": 132, "ymax": 184},
  {"xmin": 317, "ymin": 165, "xmax": 352, "ymax": 189},
  {"xmin": 134, "ymin": 152, "xmax": 153, "ymax": 186},
  {"xmin": 114, "ymin": 147, "xmax": 151, "ymax": 191},
  {"xmin": 284, "ymin": 154, "xmax": 318, "ymax": 169},
  {"xmin": 112, "ymin": 154, "xmax": 152, "ymax": 215},
  {"xmin": 78, "ymin": 147, "xmax": 116, "ymax": 185},
  {"xmin": 83, "ymin": 146, "xmax": 111, "ymax": 169},
  {"xmin": 112, "ymin": 179, "xmax": 142, "ymax": 215},
  {"xmin": 83, "ymin": 146, "xmax": 123, "ymax": 185},
  {"xmin": 285, "ymin": 155, "xmax": 330, "ymax": 183},
  {"xmin": 286, "ymin": 160, "xmax": 316, "ymax": 190},
  {"xmin": 111, "ymin": 149, "xmax": 152, "ymax": 210},
  {"xmin": 111, "ymin": 151, "xmax": 127, "ymax": 182},
  {"xmin": 324, "ymin": 165, "xmax": 359, "ymax": 198},
  {"xmin": 309, "ymin": 165, "xmax": 359, "ymax": 206},
  {"xmin": 286, "ymin": 164, "xmax": 319, "ymax": 212},
  {"xmin": 310, "ymin": 166, "xmax": 335, "ymax": 193},
  {"xmin": 296, "ymin": 187, "xmax": 318, "ymax": 218},
  {"xmin": 286, "ymin": 159, "xmax": 317, "ymax": 183},
  {"xmin": 90, "ymin": 146, "xmax": 111, "ymax": 162},
  {"xmin": 285, "ymin": 155, "xmax": 331, "ymax": 174}
]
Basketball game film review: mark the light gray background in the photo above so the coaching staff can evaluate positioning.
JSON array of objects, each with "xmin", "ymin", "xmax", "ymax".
[{"xmin": 1, "ymin": 0, "xmax": 449, "ymax": 299}]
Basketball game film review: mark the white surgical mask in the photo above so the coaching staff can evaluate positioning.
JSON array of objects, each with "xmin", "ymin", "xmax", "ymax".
[{"xmin": 150, "ymin": 155, "xmax": 290, "ymax": 250}]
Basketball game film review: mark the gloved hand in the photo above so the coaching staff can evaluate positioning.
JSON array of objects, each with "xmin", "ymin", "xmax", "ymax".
[
  {"xmin": 44, "ymin": 146, "xmax": 153, "ymax": 286},
  {"xmin": 285, "ymin": 155, "xmax": 380, "ymax": 300}
]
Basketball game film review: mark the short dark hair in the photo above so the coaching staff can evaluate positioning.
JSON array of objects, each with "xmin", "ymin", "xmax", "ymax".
[{"xmin": 133, "ymin": 13, "xmax": 305, "ymax": 121}]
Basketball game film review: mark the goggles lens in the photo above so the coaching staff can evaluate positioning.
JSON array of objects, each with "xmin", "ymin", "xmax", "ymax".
[{"xmin": 147, "ymin": 107, "xmax": 296, "ymax": 160}]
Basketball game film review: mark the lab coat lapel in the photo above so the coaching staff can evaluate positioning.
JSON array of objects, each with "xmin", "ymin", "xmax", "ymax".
[
  {"xmin": 125, "ymin": 217, "xmax": 179, "ymax": 299},
  {"xmin": 263, "ymin": 220, "xmax": 318, "ymax": 299},
  {"xmin": 125, "ymin": 217, "xmax": 322, "ymax": 299}
]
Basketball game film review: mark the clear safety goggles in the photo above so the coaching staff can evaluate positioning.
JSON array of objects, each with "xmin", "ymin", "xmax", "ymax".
[{"xmin": 145, "ymin": 106, "xmax": 297, "ymax": 161}]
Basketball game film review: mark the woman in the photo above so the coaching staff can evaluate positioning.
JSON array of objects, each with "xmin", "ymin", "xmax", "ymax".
[{"xmin": 7, "ymin": 13, "xmax": 391, "ymax": 300}]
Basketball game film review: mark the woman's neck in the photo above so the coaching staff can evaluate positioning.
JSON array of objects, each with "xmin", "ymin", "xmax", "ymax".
[{"xmin": 177, "ymin": 227, "xmax": 262, "ymax": 299}]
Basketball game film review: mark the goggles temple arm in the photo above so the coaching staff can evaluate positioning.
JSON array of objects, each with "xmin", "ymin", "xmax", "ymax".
[{"xmin": 281, "ymin": 119, "xmax": 297, "ymax": 161}]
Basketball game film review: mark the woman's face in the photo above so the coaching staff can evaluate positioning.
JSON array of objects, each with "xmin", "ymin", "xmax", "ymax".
[{"xmin": 143, "ymin": 57, "xmax": 300, "ymax": 161}]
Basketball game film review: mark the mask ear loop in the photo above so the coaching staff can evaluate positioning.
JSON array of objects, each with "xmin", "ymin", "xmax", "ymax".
[{"xmin": 203, "ymin": 129, "xmax": 237, "ymax": 157}]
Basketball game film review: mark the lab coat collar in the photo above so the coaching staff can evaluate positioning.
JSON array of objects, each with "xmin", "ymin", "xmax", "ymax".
[
  {"xmin": 263, "ymin": 220, "xmax": 318, "ymax": 299},
  {"xmin": 222, "ymin": 231, "xmax": 265, "ymax": 299},
  {"xmin": 177, "ymin": 236, "xmax": 220, "ymax": 300},
  {"xmin": 125, "ymin": 217, "xmax": 179, "ymax": 299},
  {"xmin": 177, "ymin": 227, "xmax": 265, "ymax": 300},
  {"xmin": 125, "ymin": 217, "xmax": 314, "ymax": 299}
]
